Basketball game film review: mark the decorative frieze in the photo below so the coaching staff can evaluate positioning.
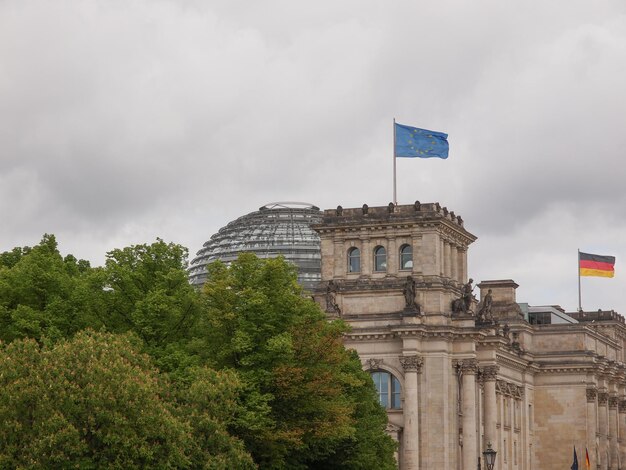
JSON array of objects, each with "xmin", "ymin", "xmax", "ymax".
[
  {"xmin": 399, "ymin": 355, "xmax": 423, "ymax": 373},
  {"xmin": 586, "ymin": 388, "xmax": 598, "ymax": 402},
  {"xmin": 496, "ymin": 379, "xmax": 524, "ymax": 399}
]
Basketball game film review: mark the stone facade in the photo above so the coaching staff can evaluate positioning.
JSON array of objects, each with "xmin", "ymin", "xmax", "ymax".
[{"xmin": 312, "ymin": 202, "xmax": 626, "ymax": 470}]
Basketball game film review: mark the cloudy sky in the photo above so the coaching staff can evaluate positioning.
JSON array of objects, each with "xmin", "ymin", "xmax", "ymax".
[{"xmin": 2, "ymin": 0, "xmax": 625, "ymax": 313}]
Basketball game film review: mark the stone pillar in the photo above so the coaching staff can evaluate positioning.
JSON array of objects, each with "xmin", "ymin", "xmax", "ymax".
[
  {"xmin": 400, "ymin": 355, "xmax": 423, "ymax": 470},
  {"xmin": 587, "ymin": 388, "xmax": 598, "ymax": 463},
  {"xmin": 439, "ymin": 239, "xmax": 445, "ymax": 276},
  {"xmin": 460, "ymin": 359, "xmax": 479, "ymax": 470},
  {"xmin": 388, "ymin": 237, "xmax": 398, "ymax": 274},
  {"xmin": 599, "ymin": 391, "xmax": 609, "ymax": 469},
  {"xmin": 420, "ymin": 232, "xmax": 439, "ymax": 276},
  {"xmin": 362, "ymin": 237, "xmax": 371, "ymax": 275},
  {"xmin": 458, "ymin": 248, "xmax": 467, "ymax": 282},
  {"xmin": 443, "ymin": 241, "xmax": 451, "ymax": 278},
  {"xmin": 450, "ymin": 245, "xmax": 458, "ymax": 282},
  {"xmin": 618, "ymin": 396, "xmax": 626, "ymax": 467},
  {"xmin": 482, "ymin": 366, "xmax": 499, "ymax": 449},
  {"xmin": 333, "ymin": 239, "xmax": 343, "ymax": 277},
  {"xmin": 610, "ymin": 396, "xmax": 619, "ymax": 469}
]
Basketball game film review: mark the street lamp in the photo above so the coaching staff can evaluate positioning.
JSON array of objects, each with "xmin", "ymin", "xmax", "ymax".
[{"xmin": 482, "ymin": 442, "xmax": 497, "ymax": 470}]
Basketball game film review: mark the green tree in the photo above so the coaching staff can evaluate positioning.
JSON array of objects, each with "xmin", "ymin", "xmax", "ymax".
[
  {"xmin": 0, "ymin": 234, "xmax": 101, "ymax": 344},
  {"xmin": 0, "ymin": 330, "xmax": 255, "ymax": 469},
  {"xmin": 197, "ymin": 254, "xmax": 396, "ymax": 469},
  {"xmin": 100, "ymin": 239, "xmax": 202, "ymax": 375}
]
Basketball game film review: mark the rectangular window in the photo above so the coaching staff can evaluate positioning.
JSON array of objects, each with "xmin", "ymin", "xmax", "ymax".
[{"xmin": 528, "ymin": 312, "xmax": 551, "ymax": 325}]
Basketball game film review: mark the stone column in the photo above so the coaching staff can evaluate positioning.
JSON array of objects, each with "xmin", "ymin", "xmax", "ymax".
[
  {"xmin": 610, "ymin": 396, "xmax": 619, "ymax": 469},
  {"xmin": 443, "ymin": 241, "xmax": 451, "ymax": 278},
  {"xmin": 460, "ymin": 359, "xmax": 479, "ymax": 470},
  {"xmin": 333, "ymin": 239, "xmax": 343, "ymax": 277},
  {"xmin": 362, "ymin": 237, "xmax": 371, "ymax": 275},
  {"xmin": 618, "ymin": 396, "xmax": 626, "ymax": 467},
  {"xmin": 587, "ymin": 388, "xmax": 598, "ymax": 463},
  {"xmin": 388, "ymin": 237, "xmax": 397, "ymax": 274},
  {"xmin": 400, "ymin": 355, "xmax": 423, "ymax": 470},
  {"xmin": 482, "ymin": 366, "xmax": 499, "ymax": 449},
  {"xmin": 458, "ymin": 248, "xmax": 467, "ymax": 282},
  {"xmin": 599, "ymin": 391, "xmax": 609, "ymax": 469},
  {"xmin": 450, "ymin": 245, "xmax": 459, "ymax": 282}
]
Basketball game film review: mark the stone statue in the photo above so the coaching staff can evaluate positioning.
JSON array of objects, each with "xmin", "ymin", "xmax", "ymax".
[
  {"xmin": 336, "ymin": 205, "xmax": 343, "ymax": 216},
  {"xmin": 325, "ymin": 280, "xmax": 341, "ymax": 315},
  {"xmin": 462, "ymin": 278, "xmax": 475, "ymax": 313},
  {"xmin": 477, "ymin": 289, "xmax": 494, "ymax": 322},
  {"xmin": 501, "ymin": 323, "xmax": 510, "ymax": 341},
  {"xmin": 452, "ymin": 278, "xmax": 475, "ymax": 315},
  {"xmin": 414, "ymin": 200, "xmax": 421, "ymax": 212},
  {"xmin": 403, "ymin": 276, "xmax": 419, "ymax": 312},
  {"xmin": 362, "ymin": 204, "xmax": 369, "ymax": 215},
  {"xmin": 388, "ymin": 202, "xmax": 395, "ymax": 213}
]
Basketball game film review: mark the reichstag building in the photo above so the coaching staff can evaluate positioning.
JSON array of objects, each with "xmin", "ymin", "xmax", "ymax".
[{"xmin": 190, "ymin": 201, "xmax": 626, "ymax": 470}]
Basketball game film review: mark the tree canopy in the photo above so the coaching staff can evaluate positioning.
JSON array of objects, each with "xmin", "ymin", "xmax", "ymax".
[
  {"xmin": 0, "ymin": 330, "xmax": 254, "ymax": 469},
  {"xmin": 0, "ymin": 236, "xmax": 396, "ymax": 469},
  {"xmin": 197, "ymin": 254, "xmax": 396, "ymax": 469}
]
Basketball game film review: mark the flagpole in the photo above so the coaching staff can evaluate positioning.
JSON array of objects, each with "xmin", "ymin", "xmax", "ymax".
[
  {"xmin": 578, "ymin": 248, "xmax": 582, "ymax": 312},
  {"xmin": 393, "ymin": 118, "xmax": 397, "ymax": 205}
]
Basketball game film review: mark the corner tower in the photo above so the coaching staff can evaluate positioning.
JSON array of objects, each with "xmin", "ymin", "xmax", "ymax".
[
  {"xmin": 312, "ymin": 201, "xmax": 482, "ymax": 470},
  {"xmin": 313, "ymin": 201, "xmax": 476, "ymax": 318}
]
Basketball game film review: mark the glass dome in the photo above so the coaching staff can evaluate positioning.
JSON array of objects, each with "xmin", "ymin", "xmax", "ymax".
[{"xmin": 188, "ymin": 202, "xmax": 322, "ymax": 290}]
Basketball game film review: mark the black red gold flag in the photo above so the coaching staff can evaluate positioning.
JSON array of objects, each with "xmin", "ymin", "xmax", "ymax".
[{"xmin": 579, "ymin": 252, "xmax": 615, "ymax": 278}]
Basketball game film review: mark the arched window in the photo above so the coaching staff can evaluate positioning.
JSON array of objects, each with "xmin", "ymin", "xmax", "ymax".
[
  {"xmin": 348, "ymin": 247, "xmax": 361, "ymax": 273},
  {"xmin": 374, "ymin": 246, "xmax": 387, "ymax": 272},
  {"xmin": 400, "ymin": 244, "xmax": 413, "ymax": 270},
  {"xmin": 371, "ymin": 371, "xmax": 402, "ymax": 409}
]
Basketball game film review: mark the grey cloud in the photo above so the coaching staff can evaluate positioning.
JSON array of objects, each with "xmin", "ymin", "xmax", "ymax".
[{"xmin": 2, "ymin": 0, "xmax": 626, "ymax": 313}]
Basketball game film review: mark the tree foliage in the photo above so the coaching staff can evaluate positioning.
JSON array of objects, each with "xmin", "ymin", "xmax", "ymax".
[
  {"xmin": 0, "ymin": 234, "xmax": 100, "ymax": 344},
  {"xmin": 197, "ymin": 254, "xmax": 396, "ymax": 469},
  {"xmin": 0, "ymin": 330, "xmax": 254, "ymax": 469},
  {"xmin": 99, "ymin": 239, "xmax": 202, "ymax": 374},
  {"xmin": 0, "ymin": 236, "xmax": 396, "ymax": 469}
]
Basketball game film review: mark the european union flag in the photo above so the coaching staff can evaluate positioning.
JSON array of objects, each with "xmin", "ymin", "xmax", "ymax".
[{"xmin": 394, "ymin": 123, "xmax": 449, "ymax": 159}]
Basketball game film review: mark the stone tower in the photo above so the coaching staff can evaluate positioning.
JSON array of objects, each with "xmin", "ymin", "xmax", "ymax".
[{"xmin": 312, "ymin": 202, "xmax": 484, "ymax": 469}]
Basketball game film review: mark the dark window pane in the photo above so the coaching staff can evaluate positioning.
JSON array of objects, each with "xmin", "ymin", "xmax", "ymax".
[
  {"xmin": 374, "ymin": 246, "xmax": 387, "ymax": 272},
  {"xmin": 348, "ymin": 248, "xmax": 361, "ymax": 272},
  {"xmin": 400, "ymin": 244, "xmax": 413, "ymax": 270}
]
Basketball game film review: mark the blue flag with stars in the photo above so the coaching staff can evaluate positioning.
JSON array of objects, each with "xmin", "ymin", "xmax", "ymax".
[{"xmin": 394, "ymin": 123, "xmax": 449, "ymax": 159}]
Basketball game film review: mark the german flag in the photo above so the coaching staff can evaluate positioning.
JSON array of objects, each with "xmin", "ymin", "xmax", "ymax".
[{"xmin": 579, "ymin": 252, "xmax": 615, "ymax": 278}]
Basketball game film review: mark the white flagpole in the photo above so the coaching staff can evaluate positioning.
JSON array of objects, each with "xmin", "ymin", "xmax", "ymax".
[
  {"xmin": 578, "ymin": 249, "xmax": 582, "ymax": 312},
  {"xmin": 393, "ymin": 118, "xmax": 397, "ymax": 205}
]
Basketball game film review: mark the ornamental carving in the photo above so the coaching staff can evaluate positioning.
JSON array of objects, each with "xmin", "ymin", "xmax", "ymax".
[
  {"xmin": 619, "ymin": 400, "xmax": 626, "ymax": 413},
  {"xmin": 598, "ymin": 392, "xmax": 609, "ymax": 405},
  {"xmin": 481, "ymin": 365, "xmax": 499, "ymax": 381},
  {"xmin": 586, "ymin": 388, "xmax": 597, "ymax": 402},
  {"xmin": 609, "ymin": 397, "xmax": 619, "ymax": 409},
  {"xmin": 365, "ymin": 358, "xmax": 383, "ymax": 370},
  {"xmin": 457, "ymin": 358, "xmax": 479, "ymax": 375},
  {"xmin": 399, "ymin": 355, "xmax": 423, "ymax": 373},
  {"xmin": 496, "ymin": 379, "xmax": 524, "ymax": 399}
]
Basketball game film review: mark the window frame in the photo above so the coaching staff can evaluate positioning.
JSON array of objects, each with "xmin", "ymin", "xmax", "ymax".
[
  {"xmin": 373, "ymin": 245, "xmax": 387, "ymax": 272},
  {"xmin": 399, "ymin": 244, "xmax": 413, "ymax": 270},
  {"xmin": 371, "ymin": 370, "xmax": 402, "ymax": 410},
  {"xmin": 347, "ymin": 247, "xmax": 361, "ymax": 273}
]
